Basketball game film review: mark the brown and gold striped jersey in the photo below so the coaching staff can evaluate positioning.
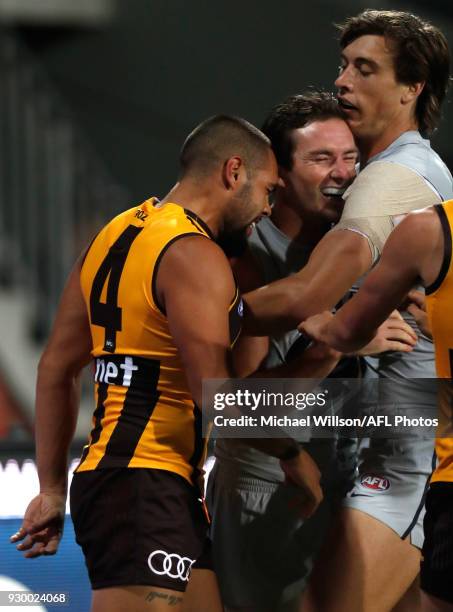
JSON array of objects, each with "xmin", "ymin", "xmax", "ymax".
[
  {"xmin": 75, "ymin": 198, "xmax": 242, "ymax": 485},
  {"xmin": 426, "ymin": 199, "xmax": 453, "ymax": 483}
]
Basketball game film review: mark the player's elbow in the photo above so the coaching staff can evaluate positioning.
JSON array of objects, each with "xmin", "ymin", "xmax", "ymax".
[
  {"xmin": 281, "ymin": 278, "xmax": 314, "ymax": 325},
  {"xmin": 37, "ymin": 348, "xmax": 80, "ymax": 384}
]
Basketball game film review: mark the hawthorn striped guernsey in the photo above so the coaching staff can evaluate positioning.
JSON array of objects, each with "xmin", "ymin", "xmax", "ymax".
[
  {"xmin": 76, "ymin": 198, "xmax": 242, "ymax": 485},
  {"xmin": 426, "ymin": 199, "xmax": 453, "ymax": 483}
]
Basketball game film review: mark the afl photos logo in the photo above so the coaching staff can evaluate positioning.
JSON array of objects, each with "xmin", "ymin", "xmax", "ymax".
[
  {"xmin": 147, "ymin": 550, "xmax": 195, "ymax": 582},
  {"xmin": 360, "ymin": 474, "xmax": 390, "ymax": 492}
]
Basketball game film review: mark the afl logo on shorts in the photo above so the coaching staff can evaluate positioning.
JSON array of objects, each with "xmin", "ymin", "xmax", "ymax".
[
  {"xmin": 147, "ymin": 550, "xmax": 195, "ymax": 582},
  {"xmin": 360, "ymin": 474, "xmax": 390, "ymax": 492}
]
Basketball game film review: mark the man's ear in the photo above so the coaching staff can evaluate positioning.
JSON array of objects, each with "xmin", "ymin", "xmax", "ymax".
[
  {"xmin": 401, "ymin": 81, "xmax": 425, "ymax": 105},
  {"xmin": 223, "ymin": 156, "xmax": 244, "ymax": 189}
]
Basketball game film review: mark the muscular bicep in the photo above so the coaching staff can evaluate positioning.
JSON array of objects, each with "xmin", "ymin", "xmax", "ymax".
[
  {"xmin": 293, "ymin": 229, "xmax": 372, "ymax": 313},
  {"xmin": 39, "ymin": 257, "xmax": 92, "ymax": 377},
  {"xmin": 157, "ymin": 236, "xmax": 237, "ymax": 407},
  {"xmin": 232, "ymin": 335, "xmax": 269, "ymax": 377},
  {"xmin": 242, "ymin": 229, "xmax": 372, "ymax": 335},
  {"xmin": 332, "ymin": 210, "xmax": 440, "ymax": 346}
]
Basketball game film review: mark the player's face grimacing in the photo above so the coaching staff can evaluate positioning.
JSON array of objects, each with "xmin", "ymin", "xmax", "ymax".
[
  {"xmin": 280, "ymin": 118, "xmax": 357, "ymax": 224},
  {"xmin": 218, "ymin": 149, "xmax": 277, "ymax": 257},
  {"xmin": 335, "ymin": 34, "xmax": 412, "ymax": 142}
]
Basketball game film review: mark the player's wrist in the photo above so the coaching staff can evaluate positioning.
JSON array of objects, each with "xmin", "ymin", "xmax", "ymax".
[{"xmin": 38, "ymin": 482, "xmax": 67, "ymax": 497}]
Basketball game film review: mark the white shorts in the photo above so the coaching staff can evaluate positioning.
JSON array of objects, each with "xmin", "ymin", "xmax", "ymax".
[
  {"xmin": 207, "ymin": 438, "xmax": 356, "ymax": 610},
  {"xmin": 342, "ymin": 437, "xmax": 435, "ymax": 548}
]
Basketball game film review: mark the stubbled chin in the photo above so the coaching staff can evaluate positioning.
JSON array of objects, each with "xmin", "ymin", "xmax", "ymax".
[
  {"xmin": 324, "ymin": 197, "xmax": 345, "ymax": 218},
  {"xmin": 323, "ymin": 195, "xmax": 345, "ymax": 205},
  {"xmin": 344, "ymin": 114, "xmax": 360, "ymax": 126}
]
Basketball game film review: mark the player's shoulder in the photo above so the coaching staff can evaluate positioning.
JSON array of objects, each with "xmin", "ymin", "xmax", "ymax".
[
  {"xmin": 159, "ymin": 231, "xmax": 233, "ymax": 283},
  {"xmin": 156, "ymin": 232, "xmax": 236, "ymax": 311},
  {"xmin": 342, "ymin": 160, "xmax": 441, "ymax": 219},
  {"xmin": 352, "ymin": 160, "xmax": 425, "ymax": 189},
  {"xmin": 395, "ymin": 206, "xmax": 441, "ymax": 241},
  {"xmin": 404, "ymin": 201, "xmax": 453, "ymax": 244},
  {"xmin": 145, "ymin": 202, "xmax": 212, "ymax": 237}
]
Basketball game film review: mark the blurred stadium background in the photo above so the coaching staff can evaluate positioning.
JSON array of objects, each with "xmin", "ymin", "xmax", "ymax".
[{"xmin": 0, "ymin": 1, "xmax": 451, "ymax": 609}]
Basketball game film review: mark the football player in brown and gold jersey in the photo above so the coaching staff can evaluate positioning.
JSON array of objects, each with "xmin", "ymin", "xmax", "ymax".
[
  {"xmin": 300, "ymin": 199, "xmax": 453, "ymax": 611},
  {"xmin": 10, "ymin": 115, "xmax": 340, "ymax": 612}
]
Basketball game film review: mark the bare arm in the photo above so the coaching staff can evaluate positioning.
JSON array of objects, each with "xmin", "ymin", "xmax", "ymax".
[
  {"xmin": 232, "ymin": 244, "xmax": 347, "ymax": 376},
  {"xmin": 11, "ymin": 257, "xmax": 92, "ymax": 556},
  {"xmin": 157, "ymin": 236, "xmax": 325, "ymax": 515},
  {"xmin": 230, "ymin": 247, "xmax": 269, "ymax": 376},
  {"xmin": 35, "ymin": 260, "xmax": 92, "ymax": 493},
  {"xmin": 158, "ymin": 236, "xmax": 340, "ymax": 416},
  {"xmin": 300, "ymin": 209, "xmax": 443, "ymax": 352},
  {"xmin": 242, "ymin": 229, "xmax": 372, "ymax": 335},
  {"xmin": 237, "ymin": 230, "xmax": 415, "ymax": 363},
  {"xmin": 157, "ymin": 236, "xmax": 237, "ymax": 406}
]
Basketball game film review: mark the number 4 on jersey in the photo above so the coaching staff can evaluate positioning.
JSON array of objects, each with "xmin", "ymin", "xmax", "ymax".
[{"xmin": 89, "ymin": 225, "xmax": 143, "ymax": 352}]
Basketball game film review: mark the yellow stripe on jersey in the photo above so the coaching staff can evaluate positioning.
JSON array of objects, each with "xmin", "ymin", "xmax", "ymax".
[
  {"xmin": 76, "ymin": 199, "xmax": 242, "ymax": 485},
  {"xmin": 426, "ymin": 199, "xmax": 453, "ymax": 483}
]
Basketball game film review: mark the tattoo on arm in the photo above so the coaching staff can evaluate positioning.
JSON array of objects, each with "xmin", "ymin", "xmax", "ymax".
[{"xmin": 145, "ymin": 590, "xmax": 183, "ymax": 606}]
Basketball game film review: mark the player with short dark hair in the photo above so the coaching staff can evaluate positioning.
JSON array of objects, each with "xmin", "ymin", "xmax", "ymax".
[
  {"xmin": 10, "ymin": 114, "xmax": 329, "ymax": 612},
  {"xmin": 242, "ymin": 10, "xmax": 453, "ymax": 611},
  {"xmin": 209, "ymin": 92, "xmax": 416, "ymax": 612},
  {"xmin": 180, "ymin": 114, "xmax": 271, "ymax": 179},
  {"xmin": 262, "ymin": 91, "xmax": 346, "ymax": 171}
]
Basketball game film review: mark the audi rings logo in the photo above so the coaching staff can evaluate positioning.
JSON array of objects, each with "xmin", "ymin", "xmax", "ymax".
[{"xmin": 147, "ymin": 550, "xmax": 195, "ymax": 582}]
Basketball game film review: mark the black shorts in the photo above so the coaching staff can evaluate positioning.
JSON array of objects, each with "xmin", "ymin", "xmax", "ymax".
[
  {"xmin": 420, "ymin": 482, "xmax": 453, "ymax": 604},
  {"xmin": 70, "ymin": 468, "xmax": 211, "ymax": 592}
]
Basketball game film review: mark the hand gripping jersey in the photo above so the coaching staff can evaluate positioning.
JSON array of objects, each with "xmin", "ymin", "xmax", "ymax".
[
  {"xmin": 426, "ymin": 199, "xmax": 453, "ymax": 484},
  {"xmin": 75, "ymin": 199, "xmax": 242, "ymax": 485}
]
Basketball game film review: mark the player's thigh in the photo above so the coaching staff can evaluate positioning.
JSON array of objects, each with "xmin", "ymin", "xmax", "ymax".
[
  {"xmin": 71, "ymin": 468, "xmax": 208, "ymax": 594},
  {"xmin": 208, "ymin": 467, "xmax": 319, "ymax": 611},
  {"xmin": 183, "ymin": 569, "xmax": 223, "ymax": 612},
  {"xmin": 392, "ymin": 577, "xmax": 421, "ymax": 612},
  {"xmin": 301, "ymin": 507, "xmax": 421, "ymax": 612},
  {"xmin": 421, "ymin": 592, "xmax": 453, "ymax": 612},
  {"xmin": 420, "ymin": 483, "xmax": 453, "ymax": 611},
  {"xmin": 92, "ymin": 585, "xmax": 184, "ymax": 612}
]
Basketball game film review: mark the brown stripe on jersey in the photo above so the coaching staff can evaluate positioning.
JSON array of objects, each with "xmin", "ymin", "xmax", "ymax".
[
  {"xmin": 77, "ymin": 382, "xmax": 109, "ymax": 469},
  {"xmin": 188, "ymin": 403, "xmax": 204, "ymax": 490},
  {"xmin": 96, "ymin": 356, "xmax": 161, "ymax": 469},
  {"xmin": 426, "ymin": 205, "xmax": 452, "ymax": 295},
  {"xmin": 186, "ymin": 215, "xmax": 206, "ymax": 235},
  {"xmin": 184, "ymin": 209, "xmax": 215, "ymax": 239}
]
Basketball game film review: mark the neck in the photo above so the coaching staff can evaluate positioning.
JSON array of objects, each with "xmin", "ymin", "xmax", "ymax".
[
  {"xmin": 358, "ymin": 118, "xmax": 419, "ymax": 166},
  {"xmin": 160, "ymin": 180, "xmax": 222, "ymax": 237},
  {"xmin": 271, "ymin": 198, "xmax": 331, "ymax": 247}
]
